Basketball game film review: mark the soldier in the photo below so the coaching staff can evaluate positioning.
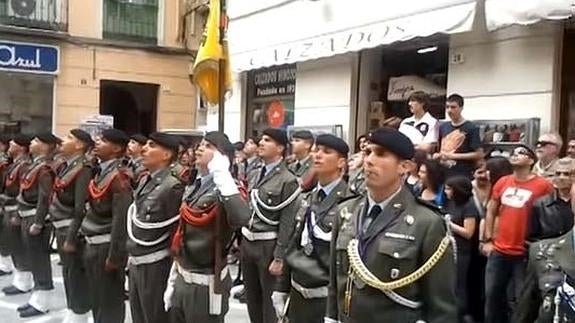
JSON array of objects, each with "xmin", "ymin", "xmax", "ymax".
[
  {"xmin": 1, "ymin": 135, "xmax": 33, "ymax": 295},
  {"xmin": 14, "ymin": 134, "xmax": 59, "ymax": 317},
  {"xmin": 289, "ymin": 130, "xmax": 314, "ymax": 180},
  {"xmin": 241, "ymin": 128, "xmax": 301, "ymax": 323},
  {"xmin": 514, "ymin": 228, "xmax": 575, "ymax": 323},
  {"xmin": 275, "ymin": 134, "xmax": 351, "ymax": 323},
  {"xmin": 0, "ymin": 134, "xmax": 14, "ymax": 275},
  {"xmin": 164, "ymin": 131, "xmax": 250, "ymax": 322},
  {"xmin": 348, "ymin": 134, "xmax": 368, "ymax": 196},
  {"xmin": 127, "ymin": 134, "xmax": 148, "ymax": 185},
  {"xmin": 127, "ymin": 132, "xmax": 185, "ymax": 323},
  {"xmin": 81, "ymin": 128, "xmax": 131, "ymax": 323},
  {"xmin": 170, "ymin": 137, "xmax": 193, "ymax": 185},
  {"xmin": 325, "ymin": 127, "xmax": 457, "ymax": 323},
  {"xmin": 49, "ymin": 129, "xmax": 94, "ymax": 323},
  {"xmin": 239, "ymin": 136, "xmax": 262, "ymax": 183}
]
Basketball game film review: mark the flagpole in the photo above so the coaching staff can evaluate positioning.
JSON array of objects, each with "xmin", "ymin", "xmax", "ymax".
[{"xmin": 217, "ymin": 0, "xmax": 226, "ymax": 132}]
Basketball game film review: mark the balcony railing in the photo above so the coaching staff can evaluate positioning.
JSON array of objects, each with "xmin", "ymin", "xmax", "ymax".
[
  {"xmin": 103, "ymin": 0, "xmax": 158, "ymax": 44},
  {"xmin": 0, "ymin": 0, "xmax": 68, "ymax": 31}
]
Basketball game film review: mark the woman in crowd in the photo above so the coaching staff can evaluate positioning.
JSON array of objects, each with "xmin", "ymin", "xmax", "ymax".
[
  {"xmin": 444, "ymin": 176, "xmax": 479, "ymax": 323},
  {"xmin": 405, "ymin": 150, "xmax": 427, "ymax": 196},
  {"xmin": 418, "ymin": 159, "xmax": 447, "ymax": 207}
]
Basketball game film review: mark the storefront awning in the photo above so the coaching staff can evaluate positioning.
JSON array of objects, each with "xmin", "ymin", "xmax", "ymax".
[
  {"xmin": 228, "ymin": 0, "xmax": 477, "ymax": 72},
  {"xmin": 485, "ymin": 0, "xmax": 574, "ymax": 31}
]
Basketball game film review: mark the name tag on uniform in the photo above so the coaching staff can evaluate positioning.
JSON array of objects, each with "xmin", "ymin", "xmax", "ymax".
[{"xmin": 384, "ymin": 232, "xmax": 415, "ymax": 241}]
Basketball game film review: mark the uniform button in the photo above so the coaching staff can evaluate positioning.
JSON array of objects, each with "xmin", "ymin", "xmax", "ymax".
[
  {"xmin": 544, "ymin": 283, "xmax": 550, "ymax": 288},
  {"xmin": 393, "ymin": 252, "xmax": 400, "ymax": 258}
]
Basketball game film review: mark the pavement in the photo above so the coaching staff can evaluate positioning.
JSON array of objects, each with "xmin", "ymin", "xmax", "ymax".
[{"xmin": 0, "ymin": 254, "xmax": 250, "ymax": 323}]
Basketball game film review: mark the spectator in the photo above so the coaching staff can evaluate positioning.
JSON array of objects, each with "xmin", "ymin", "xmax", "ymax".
[
  {"xmin": 527, "ymin": 157, "xmax": 575, "ymax": 242},
  {"xmin": 398, "ymin": 91, "xmax": 439, "ymax": 153},
  {"xmin": 355, "ymin": 134, "xmax": 368, "ymax": 154},
  {"xmin": 418, "ymin": 159, "xmax": 447, "ymax": 207},
  {"xmin": 533, "ymin": 132, "xmax": 562, "ymax": 179},
  {"xmin": 482, "ymin": 145, "xmax": 553, "ymax": 323},
  {"xmin": 405, "ymin": 150, "xmax": 427, "ymax": 196},
  {"xmin": 469, "ymin": 157, "xmax": 513, "ymax": 323},
  {"xmin": 444, "ymin": 176, "xmax": 479, "ymax": 323},
  {"xmin": 382, "ymin": 116, "xmax": 402, "ymax": 129},
  {"xmin": 434, "ymin": 94, "xmax": 482, "ymax": 179},
  {"xmin": 566, "ymin": 138, "xmax": 575, "ymax": 159}
]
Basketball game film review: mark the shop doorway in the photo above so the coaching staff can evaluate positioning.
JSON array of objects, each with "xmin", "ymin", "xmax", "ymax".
[{"xmin": 99, "ymin": 80, "xmax": 159, "ymax": 135}]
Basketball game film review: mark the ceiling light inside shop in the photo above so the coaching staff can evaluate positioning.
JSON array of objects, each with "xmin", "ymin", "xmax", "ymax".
[{"xmin": 417, "ymin": 46, "xmax": 438, "ymax": 54}]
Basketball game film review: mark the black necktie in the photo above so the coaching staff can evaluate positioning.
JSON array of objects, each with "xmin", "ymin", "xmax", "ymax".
[
  {"xmin": 192, "ymin": 178, "xmax": 202, "ymax": 195},
  {"xmin": 295, "ymin": 161, "xmax": 301, "ymax": 172},
  {"xmin": 258, "ymin": 167, "xmax": 267, "ymax": 184},
  {"xmin": 318, "ymin": 189, "xmax": 326, "ymax": 202},
  {"xmin": 363, "ymin": 205, "xmax": 382, "ymax": 234}
]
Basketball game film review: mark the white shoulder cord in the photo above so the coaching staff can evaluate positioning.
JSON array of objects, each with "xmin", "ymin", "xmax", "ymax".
[
  {"xmin": 443, "ymin": 213, "xmax": 457, "ymax": 263},
  {"xmin": 249, "ymin": 187, "xmax": 301, "ymax": 226},
  {"xmin": 127, "ymin": 203, "xmax": 180, "ymax": 247}
]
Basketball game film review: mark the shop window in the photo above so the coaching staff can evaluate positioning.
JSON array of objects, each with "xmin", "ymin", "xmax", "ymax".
[
  {"xmin": 0, "ymin": 72, "xmax": 53, "ymax": 134},
  {"xmin": 103, "ymin": 0, "xmax": 158, "ymax": 44}
]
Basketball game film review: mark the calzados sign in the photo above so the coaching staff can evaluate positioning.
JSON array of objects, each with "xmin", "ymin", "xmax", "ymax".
[{"xmin": 0, "ymin": 41, "xmax": 60, "ymax": 74}]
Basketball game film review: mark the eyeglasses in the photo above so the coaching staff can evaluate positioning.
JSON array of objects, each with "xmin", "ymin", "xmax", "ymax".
[
  {"xmin": 512, "ymin": 147, "xmax": 533, "ymax": 157},
  {"xmin": 536, "ymin": 141, "xmax": 557, "ymax": 148}
]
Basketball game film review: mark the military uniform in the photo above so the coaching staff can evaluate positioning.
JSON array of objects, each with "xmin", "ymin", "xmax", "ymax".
[
  {"xmin": 347, "ymin": 168, "xmax": 366, "ymax": 196},
  {"xmin": 239, "ymin": 156, "xmax": 262, "ymax": 185},
  {"xmin": 241, "ymin": 160, "xmax": 301, "ymax": 323},
  {"xmin": 171, "ymin": 162, "xmax": 192, "ymax": 185},
  {"xmin": 515, "ymin": 230, "xmax": 575, "ymax": 323},
  {"xmin": 282, "ymin": 179, "xmax": 351, "ymax": 323},
  {"xmin": 1, "ymin": 155, "xmax": 33, "ymax": 293},
  {"xmin": 81, "ymin": 158, "xmax": 131, "ymax": 323},
  {"xmin": 49, "ymin": 154, "xmax": 93, "ymax": 317},
  {"xmin": 0, "ymin": 151, "xmax": 13, "ymax": 274},
  {"xmin": 168, "ymin": 172, "xmax": 250, "ymax": 322},
  {"xmin": 127, "ymin": 166, "xmax": 184, "ymax": 323},
  {"xmin": 288, "ymin": 155, "xmax": 313, "ymax": 180},
  {"xmin": 127, "ymin": 156, "xmax": 147, "ymax": 187},
  {"xmin": 325, "ymin": 187, "xmax": 457, "ymax": 323},
  {"xmin": 16, "ymin": 155, "xmax": 54, "ymax": 315}
]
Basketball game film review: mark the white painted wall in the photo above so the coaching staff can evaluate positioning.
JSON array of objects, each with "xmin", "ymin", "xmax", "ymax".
[
  {"xmin": 294, "ymin": 54, "xmax": 354, "ymax": 142},
  {"xmin": 447, "ymin": 21, "xmax": 562, "ymax": 132}
]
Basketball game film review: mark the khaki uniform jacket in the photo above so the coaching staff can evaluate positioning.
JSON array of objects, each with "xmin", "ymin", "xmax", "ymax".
[
  {"xmin": 515, "ymin": 230, "xmax": 575, "ymax": 323},
  {"xmin": 81, "ymin": 159, "xmax": 131, "ymax": 265},
  {"xmin": 245, "ymin": 161, "xmax": 300, "ymax": 259},
  {"xmin": 347, "ymin": 168, "xmax": 366, "ymax": 196},
  {"xmin": 17, "ymin": 156, "xmax": 54, "ymax": 226},
  {"xmin": 179, "ymin": 175, "xmax": 250, "ymax": 272},
  {"xmin": 127, "ymin": 167, "xmax": 184, "ymax": 257},
  {"xmin": 284, "ymin": 180, "xmax": 351, "ymax": 292},
  {"xmin": 288, "ymin": 155, "xmax": 313, "ymax": 180},
  {"xmin": 326, "ymin": 187, "xmax": 457, "ymax": 323},
  {"xmin": 50, "ymin": 156, "xmax": 92, "ymax": 243}
]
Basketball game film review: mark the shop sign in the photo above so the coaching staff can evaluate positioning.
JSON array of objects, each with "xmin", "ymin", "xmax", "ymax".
[
  {"xmin": 0, "ymin": 41, "xmax": 59, "ymax": 75},
  {"xmin": 250, "ymin": 64, "xmax": 296, "ymax": 98}
]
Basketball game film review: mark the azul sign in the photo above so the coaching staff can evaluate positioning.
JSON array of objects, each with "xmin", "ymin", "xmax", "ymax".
[{"xmin": 0, "ymin": 41, "xmax": 60, "ymax": 75}]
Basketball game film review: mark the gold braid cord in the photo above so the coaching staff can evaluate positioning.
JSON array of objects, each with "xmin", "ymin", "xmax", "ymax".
[{"xmin": 347, "ymin": 236, "xmax": 451, "ymax": 291}]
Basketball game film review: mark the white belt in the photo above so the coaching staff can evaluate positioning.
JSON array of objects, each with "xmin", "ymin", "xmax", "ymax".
[
  {"xmin": 18, "ymin": 209, "xmax": 36, "ymax": 218},
  {"xmin": 291, "ymin": 279, "xmax": 328, "ymax": 299},
  {"xmin": 176, "ymin": 265, "xmax": 229, "ymax": 286},
  {"xmin": 5, "ymin": 205, "xmax": 18, "ymax": 212},
  {"xmin": 52, "ymin": 218, "xmax": 73, "ymax": 229},
  {"xmin": 241, "ymin": 227, "xmax": 278, "ymax": 241},
  {"xmin": 85, "ymin": 234, "xmax": 111, "ymax": 245},
  {"xmin": 128, "ymin": 248, "xmax": 170, "ymax": 266}
]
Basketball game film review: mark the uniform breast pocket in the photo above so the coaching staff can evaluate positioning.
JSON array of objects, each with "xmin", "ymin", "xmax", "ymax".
[
  {"xmin": 377, "ymin": 238, "xmax": 418, "ymax": 267},
  {"xmin": 260, "ymin": 188, "xmax": 282, "ymax": 206}
]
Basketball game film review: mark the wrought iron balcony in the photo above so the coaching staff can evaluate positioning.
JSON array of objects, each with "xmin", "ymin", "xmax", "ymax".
[
  {"xmin": 0, "ymin": 0, "xmax": 68, "ymax": 31},
  {"xmin": 103, "ymin": 0, "xmax": 158, "ymax": 44}
]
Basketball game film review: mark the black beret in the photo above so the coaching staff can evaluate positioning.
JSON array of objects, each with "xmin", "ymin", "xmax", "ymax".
[
  {"xmin": 205, "ymin": 131, "xmax": 235, "ymax": 156},
  {"xmin": 0, "ymin": 134, "xmax": 12, "ymax": 145},
  {"xmin": 130, "ymin": 134, "xmax": 148, "ymax": 145},
  {"xmin": 101, "ymin": 129, "xmax": 130, "ymax": 147},
  {"xmin": 12, "ymin": 134, "xmax": 32, "ymax": 147},
  {"xmin": 292, "ymin": 130, "xmax": 314, "ymax": 141},
  {"xmin": 315, "ymin": 134, "xmax": 349, "ymax": 156},
  {"xmin": 70, "ymin": 129, "xmax": 94, "ymax": 147},
  {"xmin": 35, "ymin": 133, "xmax": 60, "ymax": 145},
  {"xmin": 149, "ymin": 132, "xmax": 179, "ymax": 153},
  {"xmin": 367, "ymin": 127, "xmax": 415, "ymax": 160},
  {"xmin": 262, "ymin": 128, "xmax": 288, "ymax": 147}
]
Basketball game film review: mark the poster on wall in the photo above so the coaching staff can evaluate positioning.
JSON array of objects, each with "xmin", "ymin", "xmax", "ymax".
[
  {"xmin": 251, "ymin": 99, "xmax": 295, "ymax": 136},
  {"xmin": 80, "ymin": 115, "xmax": 114, "ymax": 138}
]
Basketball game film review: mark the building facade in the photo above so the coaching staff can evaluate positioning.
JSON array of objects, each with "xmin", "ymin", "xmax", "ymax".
[
  {"xmin": 221, "ymin": 0, "xmax": 574, "ymax": 146},
  {"xmin": 0, "ymin": 0, "xmax": 203, "ymax": 137}
]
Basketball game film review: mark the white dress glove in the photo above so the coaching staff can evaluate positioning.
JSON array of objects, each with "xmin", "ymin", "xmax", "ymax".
[
  {"xmin": 163, "ymin": 262, "xmax": 178, "ymax": 312},
  {"xmin": 208, "ymin": 150, "xmax": 238, "ymax": 196},
  {"xmin": 271, "ymin": 291, "xmax": 289, "ymax": 318}
]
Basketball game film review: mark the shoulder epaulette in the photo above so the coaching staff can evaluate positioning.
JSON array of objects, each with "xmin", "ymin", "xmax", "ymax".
[
  {"xmin": 337, "ymin": 194, "xmax": 362, "ymax": 205},
  {"xmin": 416, "ymin": 197, "xmax": 444, "ymax": 214}
]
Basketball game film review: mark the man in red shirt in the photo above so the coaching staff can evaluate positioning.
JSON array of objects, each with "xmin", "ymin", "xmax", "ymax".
[{"xmin": 482, "ymin": 145, "xmax": 553, "ymax": 323}]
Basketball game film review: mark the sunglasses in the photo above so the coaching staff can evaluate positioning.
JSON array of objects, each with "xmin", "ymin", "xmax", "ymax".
[
  {"xmin": 512, "ymin": 147, "xmax": 533, "ymax": 157},
  {"xmin": 537, "ymin": 141, "xmax": 557, "ymax": 147},
  {"xmin": 555, "ymin": 171, "xmax": 572, "ymax": 177}
]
